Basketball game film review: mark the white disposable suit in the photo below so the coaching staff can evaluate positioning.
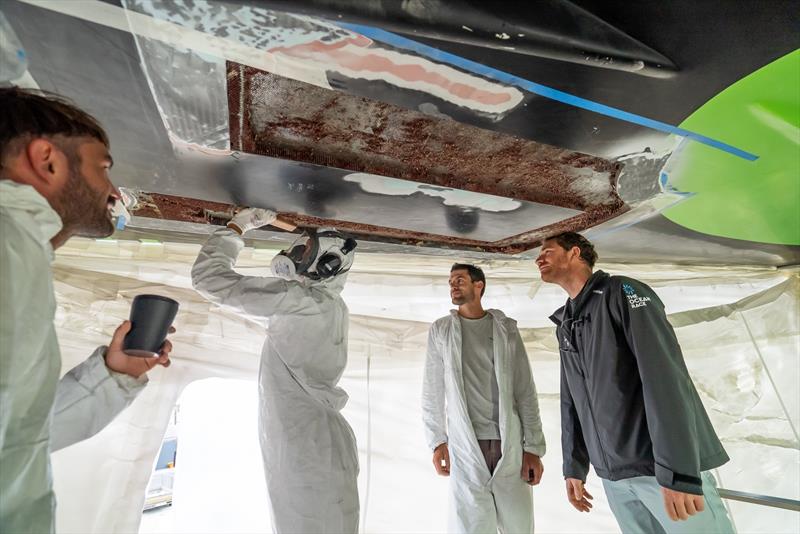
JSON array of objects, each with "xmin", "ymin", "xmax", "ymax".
[
  {"xmin": 422, "ymin": 309, "xmax": 546, "ymax": 534},
  {"xmin": 0, "ymin": 182, "xmax": 148, "ymax": 534},
  {"xmin": 192, "ymin": 227, "xmax": 359, "ymax": 534}
]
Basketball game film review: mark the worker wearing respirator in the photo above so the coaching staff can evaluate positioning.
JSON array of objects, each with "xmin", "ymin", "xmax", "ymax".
[{"xmin": 192, "ymin": 208, "xmax": 359, "ymax": 534}]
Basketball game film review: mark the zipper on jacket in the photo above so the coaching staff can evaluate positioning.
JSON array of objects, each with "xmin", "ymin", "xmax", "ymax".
[
  {"xmin": 563, "ymin": 318, "xmax": 588, "ymax": 377},
  {"xmin": 577, "ymin": 374, "xmax": 612, "ymax": 476},
  {"xmin": 571, "ymin": 315, "xmax": 611, "ymax": 475},
  {"xmin": 561, "ymin": 346, "xmax": 609, "ymax": 471}
]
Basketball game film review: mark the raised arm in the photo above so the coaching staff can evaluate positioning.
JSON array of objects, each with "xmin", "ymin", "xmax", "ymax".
[
  {"xmin": 192, "ymin": 227, "xmax": 314, "ymax": 318},
  {"xmin": 49, "ymin": 320, "xmax": 173, "ymax": 451}
]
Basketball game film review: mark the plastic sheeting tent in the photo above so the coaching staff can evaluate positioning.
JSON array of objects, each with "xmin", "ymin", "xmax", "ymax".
[
  {"xmin": 3, "ymin": 1, "xmax": 798, "ymax": 531},
  {"xmin": 49, "ymin": 237, "xmax": 799, "ymax": 534}
]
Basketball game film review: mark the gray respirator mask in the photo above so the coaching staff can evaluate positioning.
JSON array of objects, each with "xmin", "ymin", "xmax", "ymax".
[{"xmin": 270, "ymin": 229, "xmax": 357, "ymax": 280}]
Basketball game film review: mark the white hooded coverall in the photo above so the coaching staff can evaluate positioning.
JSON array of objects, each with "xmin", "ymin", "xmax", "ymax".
[
  {"xmin": 422, "ymin": 309, "xmax": 545, "ymax": 534},
  {"xmin": 192, "ymin": 227, "xmax": 359, "ymax": 534},
  {"xmin": 0, "ymin": 182, "xmax": 148, "ymax": 534}
]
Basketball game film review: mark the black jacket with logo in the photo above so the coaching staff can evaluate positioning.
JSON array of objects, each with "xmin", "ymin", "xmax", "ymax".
[{"xmin": 550, "ymin": 270, "xmax": 729, "ymax": 495}]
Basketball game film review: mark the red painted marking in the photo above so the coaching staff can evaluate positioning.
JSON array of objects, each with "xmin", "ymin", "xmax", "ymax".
[{"xmin": 270, "ymin": 38, "xmax": 514, "ymax": 106}]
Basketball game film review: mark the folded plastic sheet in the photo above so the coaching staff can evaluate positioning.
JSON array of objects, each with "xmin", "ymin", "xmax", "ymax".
[{"xmin": 49, "ymin": 238, "xmax": 797, "ymax": 533}]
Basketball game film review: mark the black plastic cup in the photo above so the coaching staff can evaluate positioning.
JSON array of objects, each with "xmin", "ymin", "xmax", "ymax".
[{"xmin": 123, "ymin": 295, "xmax": 179, "ymax": 357}]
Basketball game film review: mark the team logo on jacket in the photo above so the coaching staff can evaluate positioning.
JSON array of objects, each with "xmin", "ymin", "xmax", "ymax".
[{"xmin": 623, "ymin": 283, "xmax": 651, "ymax": 309}]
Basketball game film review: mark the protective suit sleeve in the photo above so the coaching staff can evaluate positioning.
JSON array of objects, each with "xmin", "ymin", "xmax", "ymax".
[
  {"xmin": 510, "ymin": 326, "xmax": 546, "ymax": 457},
  {"xmin": 611, "ymin": 277, "xmax": 703, "ymax": 495},
  {"xmin": 560, "ymin": 358, "xmax": 589, "ymax": 481},
  {"xmin": 50, "ymin": 347, "xmax": 147, "ymax": 451},
  {"xmin": 191, "ymin": 227, "xmax": 315, "ymax": 318},
  {"xmin": 421, "ymin": 325, "xmax": 448, "ymax": 450}
]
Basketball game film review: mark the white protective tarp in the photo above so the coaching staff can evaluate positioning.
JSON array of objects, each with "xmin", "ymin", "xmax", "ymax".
[{"xmin": 49, "ymin": 237, "xmax": 799, "ymax": 534}]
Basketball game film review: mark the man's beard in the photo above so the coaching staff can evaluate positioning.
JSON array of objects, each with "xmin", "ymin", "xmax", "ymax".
[
  {"xmin": 56, "ymin": 156, "xmax": 114, "ymax": 238},
  {"xmin": 451, "ymin": 292, "xmax": 470, "ymax": 305}
]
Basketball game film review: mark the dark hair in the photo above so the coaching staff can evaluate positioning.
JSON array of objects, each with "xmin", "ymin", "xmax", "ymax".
[
  {"xmin": 546, "ymin": 232, "xmax": 598, "ymax": 268},
  {"xmin": 450, "ymin": 263, "xmax": 486, "ymax": 297},
  {"xmin": 0, "ymin": 86, "xmax": 109, "ymax": 166}
]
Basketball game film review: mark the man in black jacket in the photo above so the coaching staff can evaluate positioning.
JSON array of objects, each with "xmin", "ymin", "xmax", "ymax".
[{"xmin": 537, "ymin": 232, "xmax": 734, "ymax": 533}]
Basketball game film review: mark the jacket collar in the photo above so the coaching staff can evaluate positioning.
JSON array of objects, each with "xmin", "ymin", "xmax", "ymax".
[
  {"xmin": 549, "ymin": 307, "xmax": 566, "ymax": 326},
  {"xmin": 571, "ymin": 270, "xmax": 609, "ymax": 315},
  {"xmin": 549, "ymin": 270, "xmax": 609, "ymax": 325},
  {"xmin": 0, "ymin": 181, "xmax": 63, "ymax": 247}
]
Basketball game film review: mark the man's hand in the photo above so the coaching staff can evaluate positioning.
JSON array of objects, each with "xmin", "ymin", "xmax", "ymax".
[
  {"xmin": 432, "ymin": 443, "xmax": 450, "ymax": 476},
  {"xmin": 521, "ymin": 452, "xmax": 544, "ymax": 485},
  {"xmin": 227, "ymin": 208, "xmax": 277, "ymax": 235},
  {"xmin": 566, "ymin": 478, "xmax": 593, "ymax": 512},
  {"xmin": 104, "ymin": 320, "xmax": 174, "ymax": 378},
  {"xmin": 662, "ymin": 487, "xmax": 705, "ymax": 521}
]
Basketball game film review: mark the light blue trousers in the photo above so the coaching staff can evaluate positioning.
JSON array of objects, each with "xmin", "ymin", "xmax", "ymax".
[{"xmin": 602, "ymin": 472, "xmax": 735, "ymax": 534}]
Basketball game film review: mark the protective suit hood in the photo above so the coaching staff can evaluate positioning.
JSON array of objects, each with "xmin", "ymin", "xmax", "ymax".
[
  {"xmin": 271, "ymin": 228, "xmax": 356, "ymax": 287},
  {"xmin": 0, "ymin": 181, "xmax": 63, "ymax": 245},
  {"xmin": 306, "ymin": 268, "xmax": 349, "ymax": 295}
]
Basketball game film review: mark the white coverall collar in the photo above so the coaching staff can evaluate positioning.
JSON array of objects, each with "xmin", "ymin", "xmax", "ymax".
[
  {"xmin": 0, "ymin": 181, "xmax": 63, "ymax": 252},
  {"xmin": 449, "ymin": 308, "xmax": 508, "ymax": 322}
]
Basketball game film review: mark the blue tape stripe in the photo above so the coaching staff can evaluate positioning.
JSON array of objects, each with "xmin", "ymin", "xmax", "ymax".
[{"xmin": 338, "ymin": 23, "xmax": 758, "ymax": 161}]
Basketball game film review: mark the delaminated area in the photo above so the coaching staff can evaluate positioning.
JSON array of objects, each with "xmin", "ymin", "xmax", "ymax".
[
  {"xmin": 132, "ymin": 65, "xmax": 629, "ymax": 252},
  {"xmin": 229, "ymin": 62, "xmax": 623, "ymax": 213},
  {"xmin": 222, "ymin": 62, "xmax": 626, "ymax": 252},
  {"xmin": 131, "ymin": 192, "xmax": 621, "ymax": 254}
]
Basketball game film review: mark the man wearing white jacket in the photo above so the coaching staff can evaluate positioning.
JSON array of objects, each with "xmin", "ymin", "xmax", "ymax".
[
  {"xmin": 192, "ymin": 210, "xmax": 359, "ymax": 534},
  {"xmin": 422, "ymin": 263, "xmax": 546, "ymax": 534},
  {"xmin": 0, "ymin": 87, "xmax": 174, "ymax": 534}
]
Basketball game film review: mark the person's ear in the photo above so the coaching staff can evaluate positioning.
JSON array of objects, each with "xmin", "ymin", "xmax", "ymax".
[
  {"xmin": 475, "ymin": 280, "xmax": 485, "ymax": 297},
  {"xmin": 25, "ymin": 138, "xmax": 70, "ymax": 194},
  {"xmin": 570, "ymin": 246, "xmax": 582, "ymax": 262}
]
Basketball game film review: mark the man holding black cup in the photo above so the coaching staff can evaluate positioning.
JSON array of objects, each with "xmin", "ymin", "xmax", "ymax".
[{"xmin": 0, "ymin": 87, "xmax": 175, "ymax": 533}]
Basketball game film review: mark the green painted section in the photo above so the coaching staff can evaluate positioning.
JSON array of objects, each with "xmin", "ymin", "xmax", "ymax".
[{"xmin": 664, "ymin": 50, "xmax": 800, "ymax": 246}]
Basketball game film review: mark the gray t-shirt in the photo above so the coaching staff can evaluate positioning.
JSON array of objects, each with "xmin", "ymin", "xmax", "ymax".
[{"xmin": 459, "ymin": 313, "xmax": 500, "ymax": 440}]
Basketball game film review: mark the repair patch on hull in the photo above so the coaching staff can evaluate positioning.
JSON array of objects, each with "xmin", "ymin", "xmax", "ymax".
[{"xmin": 225, "ymin": 61, "xmax": 625, "ymax": 252}]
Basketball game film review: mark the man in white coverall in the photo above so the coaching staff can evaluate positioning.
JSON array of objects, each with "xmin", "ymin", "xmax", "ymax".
[
  {"xmin": 422, "ymin": 263, "xmax": 546, "ymax": 533},
  {"xmin": 192, "ymin": 208, "xmax": 359, "ymax": 534},
  {"xmin": 0, "ymin": 87, "xmax": 174, "ymax": 534}
]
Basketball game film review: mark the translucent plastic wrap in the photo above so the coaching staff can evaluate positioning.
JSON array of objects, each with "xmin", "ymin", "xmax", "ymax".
[{"xmin": 47, "ymin": 238, "xmax": 798, "ymax": 533}]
